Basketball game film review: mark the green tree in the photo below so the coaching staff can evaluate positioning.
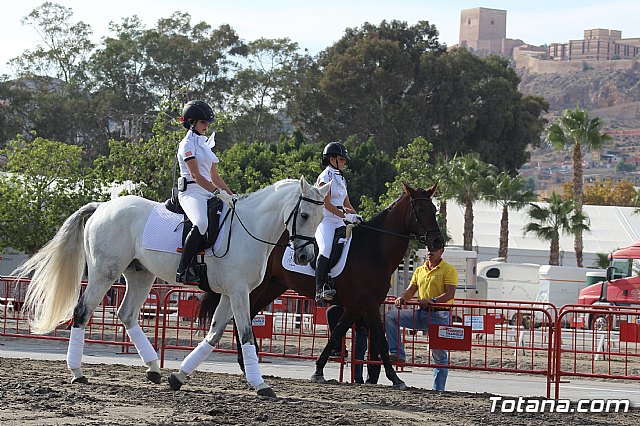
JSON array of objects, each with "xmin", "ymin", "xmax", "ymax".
[
  {"xmin": 227, "ymin": 38, "xmax": 306, "ymax": 143},
  {"xmin": 88, "ymin": 16, "xmax": 158, "ymax": 124},
  {"xmin": 10, "ymin": 2, "xmax": 94, "ymax": 84},
  {"xmin": 291, "ymin": 20, "xmax": 444, "ymax": 155},
  {"xmin": 139, "ymin": 13, "xmax": 244, "ymax": 105},
  {"xmin": 0, "ymin": 136, "xmax": 107, "ymax": 254},
  {"xmin": 93, "ymin": 100, "xmax": 184, "ymax": 201},
  {"xmin": 481, "ymin": 172, "xmax": 536, "ymax": 260},
  {"xmin": 420, "ymin": 49, "xmax": 548, "ymax": 171},
  {"xmin": 524, "ymin": 192, "xmax": 590, "ymax": 266},
  {"xmin": 449, "ymin": 154, "xmax": 497, "ymax": 251},
  {"xmin": 545, "ymin": 106, "xmax": 611, "ymax": 266}
]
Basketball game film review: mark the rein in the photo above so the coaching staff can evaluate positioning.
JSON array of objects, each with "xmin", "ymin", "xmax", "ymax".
[
  {"xmin": 223, "ymin": 194, "xmax": 323, "ymax": 250},
  {"xmin": 356, "ymin": 196, "xmax": 440, "ymax": 245}
]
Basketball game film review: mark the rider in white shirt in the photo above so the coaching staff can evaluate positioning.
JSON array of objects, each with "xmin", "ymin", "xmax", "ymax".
[
  {"xmin": 314, "ymin": 142, "xmax": 362, "ymax": 302},
  {"xmin": 176, "ymin": 100, "xmax": 234, "ymax": 285}
]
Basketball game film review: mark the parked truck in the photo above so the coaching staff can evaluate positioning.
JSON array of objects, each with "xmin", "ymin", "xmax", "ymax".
[{"xmin": 577, "ymin": 240, "xmax": 640, "ymax": 330}]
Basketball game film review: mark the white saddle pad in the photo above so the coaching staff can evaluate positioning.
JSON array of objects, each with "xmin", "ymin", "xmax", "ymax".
[
  {"xmin": 282, "ymin": 236, "xmax": 352, "ymax": 277},
  {"xmin": 141, "ymin": 203, "xmax": 228, "ymax": 255}
]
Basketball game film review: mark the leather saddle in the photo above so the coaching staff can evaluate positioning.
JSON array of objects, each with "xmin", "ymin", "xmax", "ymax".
[
  {"xmin": 164, "ymin": 195, "xmax": 225, "ymax": 252},
  {"xmin": 312, "ymin": 226, "xmax": 347, "ymax": 270}
]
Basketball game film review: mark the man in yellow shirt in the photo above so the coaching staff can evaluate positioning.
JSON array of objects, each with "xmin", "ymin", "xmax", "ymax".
[{"xmin": 384, "ymin": 246, "xmax": 458, "ymax": 390}]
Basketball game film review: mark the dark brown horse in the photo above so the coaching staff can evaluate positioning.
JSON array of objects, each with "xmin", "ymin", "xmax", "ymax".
[{"xmin": 199, "ymin": 183, "xmax": 443, "ymax": 389}]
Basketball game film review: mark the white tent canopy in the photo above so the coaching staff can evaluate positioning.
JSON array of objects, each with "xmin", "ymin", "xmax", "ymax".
[{"xmin": 444, "ymin": 201, "xmax": 640, "ymax": 267}]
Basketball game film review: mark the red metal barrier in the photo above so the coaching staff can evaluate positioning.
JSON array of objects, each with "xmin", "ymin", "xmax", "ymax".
[
  {"xmin": 0, "ymin": 277, "xmax": 160, "ymax": 353},
  {"xmin": 159, "ymin": 289, "xmax": 350, "ymax": 378},
  {"xmin": 554, "ymin": 304, "xmax": 640, "ymax": 399},
  {"xmin": 4, "ymin": 275, "xmax": 640, "ymax": 398},
  {"xmin": 378, "ymin": 299, "xmax": 556, "ymax": 397}
]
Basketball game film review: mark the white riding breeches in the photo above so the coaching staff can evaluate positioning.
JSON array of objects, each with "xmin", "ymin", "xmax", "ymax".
[
  {"xmin": 178, "ymin": 185, "xmax": 213, "ymax": 235},
  {"xmin": 315, "ymin": 217, "xmax": 344, "ymax": 259}
]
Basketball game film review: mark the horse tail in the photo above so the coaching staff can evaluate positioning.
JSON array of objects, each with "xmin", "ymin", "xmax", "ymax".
[
  {"xmin": 197, "ymin": 290, "xmax": 221, "ymax": 331},
  {"xmin": 16, "ymin": 202, "xmax": 102, "ymax": 334}
]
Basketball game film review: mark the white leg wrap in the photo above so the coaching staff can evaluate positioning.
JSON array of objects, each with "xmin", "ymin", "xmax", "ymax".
[
  {"xmin": 126, "ymin": 324, "xmax": 158, "ymax": 364},
  {"xmin": 70, "ymin": 368, "xmax": 84, "ymax": 380},
  {"xmin": 66, "ymin": 327, "xmax": 85, "ymax": 370},
  {"xmin": 241, "ymin": 342, "xmax": 264, "ymax": 388},
  {"xmin": 180, "ymin": 339, "xmax": 214, "ymax": 375},
  {"xmin": 146, "ymin": 359, "xmax": 160, "ymax": 374}
]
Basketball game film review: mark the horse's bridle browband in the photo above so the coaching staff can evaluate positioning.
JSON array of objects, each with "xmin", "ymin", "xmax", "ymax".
[{"xmin": 356, "ymin": 196, "xmax": 441, "ymax": 244}]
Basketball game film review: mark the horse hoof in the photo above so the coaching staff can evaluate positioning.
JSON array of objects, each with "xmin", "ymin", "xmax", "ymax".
[
  {"xmin": 394, "ymin": 381, "xmax": 408, "ymax": 391},
  {"xmin": 146, "ymin": 371, "xmax": 162, "ymax": 384},
  {"xmin": 310, "ymin": 374, "xmax": 326, "ymax": 384},
  {"xmin": 71, "ymin": 376, "xmax": 89, "ymax": 384},
  {"xmin": 257, "ymin": 387, "xmax": 277, "ymax": 398},
  {"xmin": 168, "ymin": 373, "xmax": 183, "ymax": 391}
]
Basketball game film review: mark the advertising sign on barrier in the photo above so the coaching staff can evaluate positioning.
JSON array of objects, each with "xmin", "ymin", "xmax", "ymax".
[
  {"xmin": 463, "ymin": 314, "xmax": 498, "ymax": 333},
  {"xmin": 273, "ymin": 298, "xmax": 285, "ymax": 312},
  {"xmin": 252, "ymin": 313, "xmax": 273, "ymax": 339},
  {"xmin": 313, "ymin": 306, "xmax": 328, "ymax": 326},
  {"xmin": 428, "ymin": 324, "xmax": 472, "ymax": 351},
  {"xmin": 619, "ymin": 320, "xmax": 640, "ymax": 343}
]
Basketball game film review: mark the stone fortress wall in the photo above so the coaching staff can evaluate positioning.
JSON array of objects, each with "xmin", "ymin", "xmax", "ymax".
[{"xmin": 459, "ymin": 7, "xmax": 640, "ymax": 74}]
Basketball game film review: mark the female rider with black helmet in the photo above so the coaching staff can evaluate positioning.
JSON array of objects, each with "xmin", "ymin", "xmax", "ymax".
[
  {"xmin": 314, "ymin": 142, "xmax": 362, "ymax": 302},
  {"xmin": 176, "ymin": 100, "xmax": 234, "ymax": 285}
]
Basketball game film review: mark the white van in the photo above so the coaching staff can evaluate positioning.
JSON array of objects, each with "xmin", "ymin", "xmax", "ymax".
[
  {"xmin": 537, "ymin": 265, "xmax": 606, "ymax": 327},
  {"xmin": 476, "ymin": 259, "xmax": 541, "ymax": 325}
]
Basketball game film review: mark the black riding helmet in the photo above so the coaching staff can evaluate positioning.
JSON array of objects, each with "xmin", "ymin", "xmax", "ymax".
[
  {"xmin": 181, "ymin": 100, "xmax": 215, "ymax": 130},
  {"xmin": 322, "ymin": 142, "xmax": 350, "ymax": 167}
]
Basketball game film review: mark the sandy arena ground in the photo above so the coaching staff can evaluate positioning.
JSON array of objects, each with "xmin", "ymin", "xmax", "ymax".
[{"xmin": 0, "ymin": 357, "xmax": 638, "ymax": 425}]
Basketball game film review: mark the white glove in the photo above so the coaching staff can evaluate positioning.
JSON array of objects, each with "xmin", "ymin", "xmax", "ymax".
[
  {"xmin": 217, "ymin": 190, "xmax": 235, "ymax": 207},
  {"xmin": 344, "ymin": 213, "xmax": 362, "ymax": 224}
]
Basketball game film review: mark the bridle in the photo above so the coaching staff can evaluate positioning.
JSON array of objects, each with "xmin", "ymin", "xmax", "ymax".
[
  {"xmin": 284, "ymin": 195, "xmax": 324, "ymax": 250},
  {"xmin": 408, "ymin": 196, "xmax": 443, "ymax": 247},
  {"xmin": 220, "ymin": 193, "xmax": 323, "ymax": 252},
  {"xmin": 357, "ymin": 194, "xmax": 443, "ymax": 249}
]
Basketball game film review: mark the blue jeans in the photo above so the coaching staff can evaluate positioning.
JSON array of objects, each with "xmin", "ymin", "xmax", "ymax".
[{"xmin": 384, "ymin": 307, "xmax": 450, "ymax": 391}]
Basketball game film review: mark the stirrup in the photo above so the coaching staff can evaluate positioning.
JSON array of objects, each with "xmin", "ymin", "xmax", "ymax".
[
  {"xmin": 176, "ymin": 268, "xmax": 200, "ymax": 285},
  {"xmin": 315, "ymin": 286, "xmax": 336, "ymax": 302}
]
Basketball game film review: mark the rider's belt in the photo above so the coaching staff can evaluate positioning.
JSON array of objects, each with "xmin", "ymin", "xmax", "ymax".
[
  {"xmin": 421, "ymin": 307, "xmax": 451, "ymax": 312},
  {"xmin": 336, "ymin": 206, "xmax": 344, "ymax": 212}
]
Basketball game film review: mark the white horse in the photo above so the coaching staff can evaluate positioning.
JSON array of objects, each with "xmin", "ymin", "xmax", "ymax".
[{"xmin": 17, "ymin": 177, "xmax": 330, "ymax": 398}]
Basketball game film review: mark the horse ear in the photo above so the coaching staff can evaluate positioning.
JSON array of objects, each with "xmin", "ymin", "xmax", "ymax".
[
  {"xmin": 427, "ymin": 182, "xmax": 438, "ymax": 197},
  {"xmin": 402, "ymin": 182, "xmax": 415, "ymax": 195},
  {"xmin": 300, "ymin": 176, "xmax": 309, "ymax": 191},
  {"xmin": 317, "ymin": 181, "xmax": 331, "ymax": 198}
]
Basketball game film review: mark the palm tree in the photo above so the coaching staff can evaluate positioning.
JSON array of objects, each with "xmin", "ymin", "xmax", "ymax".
[
  {"xmin": 545, "ymin": 106, "xmax": 611, "ymax": 267},
  {"xmin": 449, "ymin": 153, "xmax": 497, "ymax": 251},
  {"xmin": 428, "ymin": 152, "xmax": 456, "ymax": 243},
  {"xmin": 524, "ymin": 192, "xmax": 590, "ymax": 266},
  {"xmin": 482, "ymin": 171, "xmax": 536, "ymax": 261}
]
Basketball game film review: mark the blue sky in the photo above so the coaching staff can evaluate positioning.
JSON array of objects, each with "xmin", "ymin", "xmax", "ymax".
[{"xmin": 2, "ymin": 1, "xmax": 640, "ymax": 75}]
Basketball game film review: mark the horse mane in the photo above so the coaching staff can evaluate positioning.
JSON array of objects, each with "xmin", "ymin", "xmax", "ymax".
[
  {"xmin": 365, "ymin": 192, "xmax": 406, "ymax": 225},
  {"xmin": 237, "ymin": 179, "xmax": 298, "ymax": 200}
]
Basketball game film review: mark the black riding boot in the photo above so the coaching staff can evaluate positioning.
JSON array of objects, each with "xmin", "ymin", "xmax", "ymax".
[
  {"xmin": 315, "ymin": 255, "xmax": 335, "ymax": 302},
  {"xmin": 176, "ymin": 226, "xmax": 203, "ymax": 285}
]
